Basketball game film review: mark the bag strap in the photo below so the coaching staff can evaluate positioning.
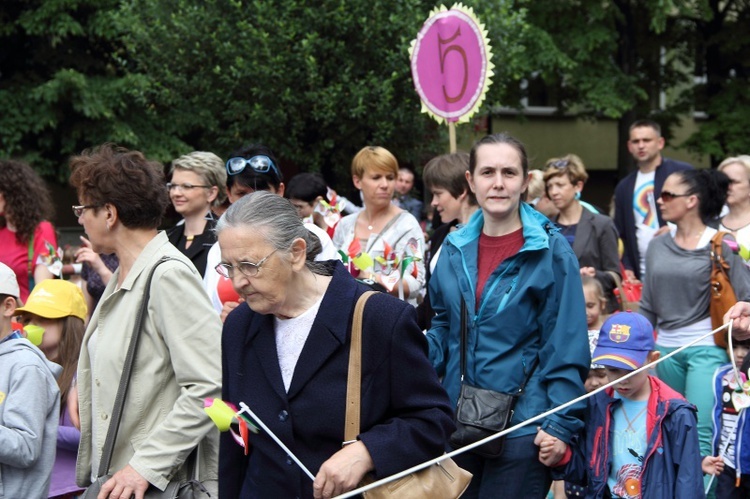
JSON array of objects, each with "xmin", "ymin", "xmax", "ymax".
[
  {"xmin": 344, "ymin": 291, "xmax": 378, "ymax": 443},
  {"xmin": 458, "ymin": 299, "xmax": 538, "ymax": 394},
  {"xmin": 516, "ymin": 356, "xmax": 539, "ymax": 396},
  {"xmin": 459, "ymin": 299, "xmax": 468, "ymax": 380},
  {"xmin": 711, "ymin": 231, "xmax": 732, "ymax": 272},
  {"xmin": 97, "ymin": 256, "xmax": 182, "ymax": 477},
  {"xmin": 364, "ymin": 212, "xmax": 405, "ymax": 254}
]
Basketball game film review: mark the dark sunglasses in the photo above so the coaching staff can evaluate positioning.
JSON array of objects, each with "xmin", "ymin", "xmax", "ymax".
[
  {"xmin": 225, "ymin": 155, "xmax": 282, "ymax": 180},
  {"xmin": 659, "ymin": 190, "xmax": 692, "ymax": 202}
]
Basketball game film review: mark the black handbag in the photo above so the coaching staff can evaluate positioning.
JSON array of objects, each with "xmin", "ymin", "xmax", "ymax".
[
  {"xmin": 81, "ymin": 257, "xmax": 209, "ymax": 499},
  {"xmin": 449, "ymin": 300, "xmax": 539, "ymax": 459}
]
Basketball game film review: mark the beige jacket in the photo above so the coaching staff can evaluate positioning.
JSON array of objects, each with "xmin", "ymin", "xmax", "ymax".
[{"xmin": 76, "ymin": 232, "xmax": 222, "ymax": 490}]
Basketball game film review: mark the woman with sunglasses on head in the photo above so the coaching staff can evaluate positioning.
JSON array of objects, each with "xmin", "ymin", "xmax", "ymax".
[
  {"xmin": 332, "ymin": 146, "xmax": 426, "ymax": 305},
  {"xmin": 543, "ymin": 155, "xmax": 621, "ymax": 312},
  {"xmin": 69, "ymin": 144, "xmax": 221, "ymax": 498},
  {"xmin": 166, "ymin": 151, "xmax": 227, "ymax": 277},
  {"xmin": 203, "ymin": 144, "xmax": 338, "ymax": 319},
  {"xmin": 0, "ymin": 160, "xmax": 58, "ymax": 302},
  {"xmin": 427, "ymin": 133, "xmax": 589, "ymax": 498},
  {"xmin": 640, "ymin": 168, "xmax": 750, "ymax": 459}
]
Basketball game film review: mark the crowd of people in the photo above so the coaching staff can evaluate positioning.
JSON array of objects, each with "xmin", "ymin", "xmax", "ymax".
[{"xmin": 3, "ymin": 120, "xmax": 750, "ymax": 499}]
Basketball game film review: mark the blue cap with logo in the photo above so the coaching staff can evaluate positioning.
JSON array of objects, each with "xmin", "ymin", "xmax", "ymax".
[{"xmin": 592, "ymin": 311, "xmax": 655, "ymax": 371}]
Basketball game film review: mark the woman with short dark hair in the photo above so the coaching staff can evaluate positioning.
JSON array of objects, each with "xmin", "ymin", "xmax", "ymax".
[{"xmin": 69, "ymin": 144, "xmax": 221, "ymax": 498}]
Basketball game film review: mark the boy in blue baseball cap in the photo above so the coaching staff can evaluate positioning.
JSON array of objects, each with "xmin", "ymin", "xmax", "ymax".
[{"xmin": 545, "ymin": 311, "xmax": 712, "ymax": 498}]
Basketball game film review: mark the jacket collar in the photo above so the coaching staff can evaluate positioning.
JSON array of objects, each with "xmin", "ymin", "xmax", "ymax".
[
  {"xmin": 448, "ymin": 202, "xmax": 554, "ymax": 253},
  {"xmin": 243, "ymin": 261, "xmax": 358, "ymax": 400},
  {"xmin": 115, "ymin": 231, "xmax": 171, "ymax": 292}
]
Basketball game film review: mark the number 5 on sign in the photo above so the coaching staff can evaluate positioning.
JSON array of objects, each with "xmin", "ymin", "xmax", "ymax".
[{"xmin": 410, "ymin": 3, "xmax": 494, "ymax": 152}]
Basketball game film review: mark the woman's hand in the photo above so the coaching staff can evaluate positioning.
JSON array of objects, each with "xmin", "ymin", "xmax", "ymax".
[
  {"xmin": 313, "ymin": 441, "xmax": 374, "ymax": 499},
  {"xmin": 534, "ymin": 428, "xmax": 568, "ymax": 467},
  {"xmin": 220, "ymin": 299, "xmax": 244, "ymax": 323},
  {"xmin": 623, "ymin": 269, "xmax": 639, "ymax": 283},
  {"xmin": 97, "ymin": 465, "xmax": 149, "ymax": 499},
  {"xmin": 726, "ymin": 302, "xmax": 750, "ymax": 340},
  {"xmin": 68, "ymin": 381, "xmax": 80, "ymax": 430},
  {"xmin": 76, "ymin": 236, "xmax": 113, "ymax": 285},
  {"xmin": 579, "ymin": 266, "xmax": 596, "ymax": 277}
]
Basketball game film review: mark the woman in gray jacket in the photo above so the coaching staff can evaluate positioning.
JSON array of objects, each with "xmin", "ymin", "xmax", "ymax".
[{"xmin": 69, "ymin": 144, "xmax": 222, "ymax": 498}]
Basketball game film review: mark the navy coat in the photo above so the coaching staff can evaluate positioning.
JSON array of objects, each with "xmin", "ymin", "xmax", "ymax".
[{"xmin": 219, "ymin": 261, "xmax": 455, "ymax": 499}]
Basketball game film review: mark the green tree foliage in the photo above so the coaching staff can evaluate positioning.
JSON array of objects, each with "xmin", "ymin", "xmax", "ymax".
[
  {"xmin": 0, "ymin": 0, "xmax": 186, "ymax": 179},
  {"xmin": 520, "ymin": 0, "xmax": 750, "ymax": 169},
  {"xmin": 682, "ymin": 0, "xmax": 750, "ymax": 163},
  {"xmin": 4, "ymin": 0, "xmax": 746, "ymax": 184},
  {"xmin": 118, "ymin": 0, "xmax": 547, "ymax": 188},
  {"xmin": 0, "ymin": 0, "xmax": 551, "ymax": 191}
]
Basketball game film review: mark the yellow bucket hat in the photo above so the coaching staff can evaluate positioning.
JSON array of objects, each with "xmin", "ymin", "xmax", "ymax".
[{"xmin": 16, "ymin": 279, "xmax": 87, "ymax": 321}]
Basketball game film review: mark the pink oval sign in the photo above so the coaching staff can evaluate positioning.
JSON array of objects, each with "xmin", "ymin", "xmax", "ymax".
[{"xmin": 411, "ymin": 9, "xmax": 490, "ymax": 122}]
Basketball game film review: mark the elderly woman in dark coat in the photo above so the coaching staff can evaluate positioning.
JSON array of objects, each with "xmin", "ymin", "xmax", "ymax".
[{"xmin": 216, "ymin": 191, "xmax": 454, "ymax": 499}]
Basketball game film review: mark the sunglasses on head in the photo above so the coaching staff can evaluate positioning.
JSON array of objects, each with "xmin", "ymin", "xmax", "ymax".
[
  {"xmin": 659, "ymin": 190, "xmax": 692, "ymax": 202},
  {"xmin": 551, "ymin": 159, "xmax": 569, "ymax": 169},
  {"xmin": 225, "ymin": 155, "xmax": 282, "ymax": 180}
]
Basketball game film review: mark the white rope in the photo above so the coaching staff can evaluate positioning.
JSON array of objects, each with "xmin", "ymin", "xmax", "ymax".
[{"xmin": 334, "ymin": 321, "xmax": 735, "ymax": 499}]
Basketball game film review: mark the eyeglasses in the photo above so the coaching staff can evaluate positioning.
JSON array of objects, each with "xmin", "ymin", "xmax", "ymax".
[
  {"xmin": 225, "ymin": 155, "xmax": 282, "ymax": 180},
  {"xmin": 215, "ymin": 249, "xmax": 278, "ymax": 279},
  {"xmin": 166, "ymin": 182, "xmax": 211, "ymax": 192},
  {"xmin": 659, "ymin": 190, "xmax": 692, "ymax": 202},
  {"xmin": 551, "ymin": 159, "xmax": 570, "ymax": 169},
  {"xmin": 72, "ymin": 205, "xmax": 99, "ymax": 217}
]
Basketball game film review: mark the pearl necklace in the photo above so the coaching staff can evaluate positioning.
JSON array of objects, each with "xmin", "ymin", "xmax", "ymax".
[{"xmin": 362, "ymin": 212, "xmax": 384, "ymax": 231}]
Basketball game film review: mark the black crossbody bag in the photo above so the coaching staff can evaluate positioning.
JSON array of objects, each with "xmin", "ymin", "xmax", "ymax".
[{"xmin": 449, "ymin": 299, "xmax": 539, "ymax": 459}]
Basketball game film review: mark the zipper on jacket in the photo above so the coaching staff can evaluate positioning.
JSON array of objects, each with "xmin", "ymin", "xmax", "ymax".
[
  {"xmin": 640, "ymin": 400, "xmax": 668, "ymax": 493},
  {"xmin": 474, "ymin": 266, "xmax": 514, "ymax": 323},
  {"xmin": 497, "ymin": 276, "xmax": 518, "ymax": 313},
  {"xmin": 737, "ymin": 409, "xmax": 745, "ymax": 486},
  {"xmin": 591, "ymin": 426, "xmax": 603, "ymax": 475}
]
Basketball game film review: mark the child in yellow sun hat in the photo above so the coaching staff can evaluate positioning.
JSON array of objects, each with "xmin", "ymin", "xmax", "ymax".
[
  {"xmin": 15, "ymin": 278, "xmax": 87, "ymax": 498},
  {"xmin": 1, "ymin": 262, "xmax": 62, "ymax": 498}
]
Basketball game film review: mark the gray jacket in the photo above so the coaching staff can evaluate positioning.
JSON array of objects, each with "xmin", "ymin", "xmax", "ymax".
[
  {"xmin": 76, "ymin": 232, "xmax": 222, "ymax": 491},
  {"xmin": 0, "ymin": 335, "xmax": 62, "ymax": 499}
]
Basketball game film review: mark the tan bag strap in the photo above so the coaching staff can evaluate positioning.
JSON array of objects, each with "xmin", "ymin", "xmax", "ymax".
[
  {"xmin": 344, "ymin": 291, "xmax": 378, "ymax": 443},
  {"xmin": 711, "ymin": 231, "xmax": 736, "ymax": 275}
]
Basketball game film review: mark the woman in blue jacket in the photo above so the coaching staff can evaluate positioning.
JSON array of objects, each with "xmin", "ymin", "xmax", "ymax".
[{"xmin": 427, "ymin": 133, "xmax": 589, "ymax": 498}]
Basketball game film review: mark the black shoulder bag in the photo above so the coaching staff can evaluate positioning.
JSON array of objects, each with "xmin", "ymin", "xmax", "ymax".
[{"xmin": 449, "ymin": 299, "xmax": 539, "ymax": 459}]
